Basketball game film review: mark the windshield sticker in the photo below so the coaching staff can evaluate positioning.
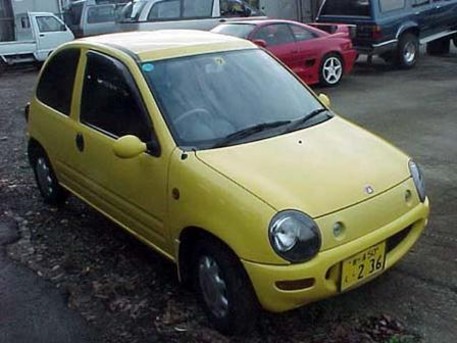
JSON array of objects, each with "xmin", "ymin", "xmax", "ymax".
[{"xmin": 142, "ymin": 63, "xmax": 155, "ymax": 72}]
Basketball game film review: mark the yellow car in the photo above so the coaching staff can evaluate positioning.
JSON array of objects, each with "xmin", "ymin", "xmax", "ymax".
[{"xmin": 26, "ymin": 30, "xmax": 429, "ymax": 334}]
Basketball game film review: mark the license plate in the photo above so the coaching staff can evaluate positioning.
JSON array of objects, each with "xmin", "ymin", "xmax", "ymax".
[{"xmin": 341, "ymin": 241, "xmax": 386, "ymax": 291}]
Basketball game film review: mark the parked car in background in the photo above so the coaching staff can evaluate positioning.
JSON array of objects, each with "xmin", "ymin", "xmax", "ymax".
[
  {"xmin": 212, "ymin": 19, "xmax": 357, "ymax": 86},
  {"xmin": 26, "ymin": 30, "xmax": 429, "ymax": 334},
  {"xmin": 316, "ymin": 0, "xmax": 457, "ymax": 69},
  {"xmin": 63, "ymin": 0, "xmax": 126, "ymax": 38},
  {"xmin": 0, "ymin": 12, "xmax": 74, "ymax": 75},
  {"xmin": 118, "ymin": 0, "xmax": 265, "ymax": 32}
]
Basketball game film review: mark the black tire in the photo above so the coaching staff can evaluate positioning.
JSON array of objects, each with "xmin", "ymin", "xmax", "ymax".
[
  {"xmin": 193, "ymin": 237, "xmax": 258, "ymax": 335},
  {"xmin": 0, "ymin": 59, "xmax": 6, "ymax": 76},
  {"xmin": 426, "ymin": 38, "xmax": 450, "ymax": 55},
  {"xmin": 30, "ymin": 146, "xmax": 68, "ymax": 205},
  {"xmin": 396, "ymin": 33, "xmax": 419, "ymax": 69},
  {"xmin": 319, "ymin": 53, "xmax": 344, "ymax": 87}
]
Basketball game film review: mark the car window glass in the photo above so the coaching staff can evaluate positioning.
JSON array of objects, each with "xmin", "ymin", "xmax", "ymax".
[
  {"xmin": 379, "ymin": 0, "xmax": 405, "ymax": 12},
  {"xmin": 290, "ymin": 24, "xmax": 316, "ymax": 41},
  {"xmin": 183, "ymin": 0, "xmax": 213, "ymax": 18},
  {"xmin": 36, "ymin": 48, "xmax": 80, "ymax": 116},
  {"xmin": 412, "ymin": 0, "xmax": 429, "ymax": 6},
  {"xmin": 87, "ymin": 5, "xmax": 116, "ymax": 24},
  {"xmin": 220, "ymin": 0, "xmax": 248, "ymax": 17},
  {"xmin": 252, "ymin": 24, "xmax": 294, "ymax": 46},
  {"xmin": 142, "ymin": 49, "xmax": 323, "ymax": 148},
  {"xmin": 80, "ymin": 52, "xmax": 152, "ymax": 142},
  {"xmin": 148, "ymin": 0, "xmax": 180, "ymax": 20},
  {"xmin": 36, "ymin": 16, "xmax": 64, "ymax": 32},
  {"xmin": 211, "ymin": 23, "xmax": 255, "ymax": 38},
  {"xmin": 320, "ymin": 0, "xmax": 371, "ymax": 17}
]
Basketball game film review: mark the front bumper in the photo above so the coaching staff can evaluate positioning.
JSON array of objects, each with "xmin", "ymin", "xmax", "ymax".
[{"xmin": 242, "ymin": 198, "xmax": 429, "ymax": 313}]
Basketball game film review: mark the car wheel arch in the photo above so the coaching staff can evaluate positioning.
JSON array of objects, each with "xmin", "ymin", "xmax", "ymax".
[
  {"xmin": 177, "ymin": 227, "xmax": 246, "ymax": 287},
  {"xmin": 27, "ymin": 138, "xmax": 46, "ymax": 165}
]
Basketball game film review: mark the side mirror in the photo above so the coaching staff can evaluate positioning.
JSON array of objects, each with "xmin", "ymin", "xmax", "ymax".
[
  {"xmin": 252, "ymin": 39, "xmax": 267, "ymax": 48},
  {"xmin": 113, "ymin": 135, "xmax": 147, "ymax": 159},
  {"xmin": 318, "ymin": 93, "xmax": 331, "ymax": 108}
]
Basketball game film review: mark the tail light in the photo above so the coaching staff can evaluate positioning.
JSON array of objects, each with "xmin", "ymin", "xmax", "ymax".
[{"xmin": 372, "ymin": 25, "xmax": 383, "ymax": 40}]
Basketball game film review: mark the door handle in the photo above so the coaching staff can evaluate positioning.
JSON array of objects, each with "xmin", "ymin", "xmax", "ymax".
[
  {"xmin": 39, "ymin": 34, "xmax": 45, "ymax": 37},
  {"xmin": 219, "ymin": 19, "xmax": 226, "ymax": 23},
  {"xmin": 76, "ymin": 133, "xmax": 85, "ymax": 152}
]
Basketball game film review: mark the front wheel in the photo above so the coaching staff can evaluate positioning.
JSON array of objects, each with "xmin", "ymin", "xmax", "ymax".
[
  {"xmin": 319, "ymin": 53, "xmax": 344, "ymax": 87},
  {"xmin": 396, "ymin": 33, "xmax": 419, "ymax": 69},
  {"xmin": 30, "ymin": 148, "xmax": 68, "ymax": 205},
  {"xmin": 193, "ymin": 238, "xmax": 258, "ymax": 335}
]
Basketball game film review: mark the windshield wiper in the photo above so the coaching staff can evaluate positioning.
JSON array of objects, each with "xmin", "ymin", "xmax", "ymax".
[
  {"xmin": 285, "ymin": 108, "xmax": 330, "ymax": 133},
  {"xmin": 213, "ymin": 120, "xmax": 291, "ymax": 148}
]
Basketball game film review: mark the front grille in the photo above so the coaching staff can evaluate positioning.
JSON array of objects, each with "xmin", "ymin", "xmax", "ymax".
[{"xmin": 386, "ymin": 225, "xmax": 413, "ymax": 253}]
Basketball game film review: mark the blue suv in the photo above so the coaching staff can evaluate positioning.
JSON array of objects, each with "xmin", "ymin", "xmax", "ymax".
[{"xmin": 316, "ymin": 0, "xmax": 457, "ymax": 68}]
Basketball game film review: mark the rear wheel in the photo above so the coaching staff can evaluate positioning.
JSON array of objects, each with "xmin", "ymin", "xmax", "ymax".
[
  {"xmin": 396, "ymin": 33, "xmax": 419, "ymax": 69},
  {"xmin": 30, "ymin": 146, "xmax": 68, "ymax": 205},
  {"xmin": 193, "ymin": 238, "xmax": 258, "ymax": 335},
  {"xmin": 426, "ymin": 38, "xmax": 450, "ymax": 55},
  {"xmin": 319, "ymin": 53, "xmax": 344, "ymax": 87}
]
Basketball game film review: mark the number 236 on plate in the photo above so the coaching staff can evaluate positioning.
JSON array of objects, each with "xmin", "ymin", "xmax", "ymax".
[{"xmin": 341, "ymin": 241, "xmax": 386, "ymax": 291}]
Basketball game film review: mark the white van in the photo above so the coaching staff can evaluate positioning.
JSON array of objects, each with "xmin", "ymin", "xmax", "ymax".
[{"xmin": 0, "ymin": 12, "xmax": 74, "ymax": 74}]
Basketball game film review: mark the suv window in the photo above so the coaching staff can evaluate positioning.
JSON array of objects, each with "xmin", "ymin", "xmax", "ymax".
[
  {"xmin": 148, "ymin": 0, "xmax": 180, "ymax": 20},
  {"xmin": 87, "ymin": 5, "xmax": 116, "ymax": 24},
  {"xmin": 379, "ymin": 0, "xmax": 405, "ymax": 12},
  {"xmin": 183, "ymin": 0, "xmax": 213, "ymax": 18},
  {"xmin": 80, "ymin": 52, "xmax": 152, "ymax": 142},
  {"xmin": 320, "ymin": 0, "xmax": 372, "ymax": 17},
  {"xmin": 36, "ymin": 48, "xmax": 80, "ymax": 116}
]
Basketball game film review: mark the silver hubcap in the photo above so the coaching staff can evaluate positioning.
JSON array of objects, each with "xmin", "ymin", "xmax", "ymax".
[
  {"xmin": 198, "ymin": 255, "xmax": 228, "ymax": 319},
  {"xmin": 35, "ymin": 157, "xmax": 54, "ymax": 197},
  {"xmin": 404, "ymin": 42, "xmax": 416, "ymax": 64},
  {"xmin": 323, "ymin": 57, "xmax": 343, "ymax": 84}
]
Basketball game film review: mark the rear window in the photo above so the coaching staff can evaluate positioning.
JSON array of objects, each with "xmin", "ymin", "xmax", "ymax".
[
  {"xmin": 87, "ymin": 5, "xmax": 116, "ymax": 24},
  {"xmin": 320, "ymin": 0, "xmax": 372, "ymax": 17}
]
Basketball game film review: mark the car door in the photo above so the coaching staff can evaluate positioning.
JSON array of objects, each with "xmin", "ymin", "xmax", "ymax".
[
  {"xmin": 287, "ymin": 23, "xmax": 322, "ymax": 84},
  {"xmin": 409, "ymin": 0, "xmax": 435, "ymax": 38},
  {"xmin": 33, "ymin": 14, "xmax": 73, "ymax": 59},
  {"xmin": 70, "ymin": 50, "xmax": 171, "ymax": 255},
  {"xmin": 251, "ymin": 23, "xmax": 300, "ymax": 72}
]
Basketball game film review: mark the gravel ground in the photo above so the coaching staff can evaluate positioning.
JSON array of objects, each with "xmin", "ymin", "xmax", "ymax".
[{"xmin": 0, "ymin": 61, "xmax": 448, "ymax": 343}]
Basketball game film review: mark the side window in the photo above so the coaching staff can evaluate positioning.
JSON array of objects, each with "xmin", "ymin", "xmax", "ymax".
[
  {"xmin": 290, "ymin": 24, "xmax": 316, "ymax": 42},
  {"xmin": 252, "ymin": 24, "xmax": 295, "ymax": 46},
  {"xmin": 183, "ymin": 0, "xmax": 213, "ymax": 18},
  {"xmin": 36, "ymin": 16, "xmax": 65, "ymax": 32},
  {"xmin": 220, "ymin": 0, "xmax": 246, "ymax": 17},
  {"xmin": 80, "ymin": 52, "xmax": 152, "ymax": 142},
  {"xmin": 412, "ymin": 0, "xmax": 430, "ymax": 6},
  {"xmin": 379, "ymin": 0, "xmax": 406, "ymax": 12},
  {"xmin": 87, "ymin": 5, "xmax": 116, "ymax": 24},
  {"xmin": 36, "ymin": 48, "xmax": 80, "ymax": 116},
  {"xmin": 148, "ymin": 0, "xmax": 180, "ymax": 20}
]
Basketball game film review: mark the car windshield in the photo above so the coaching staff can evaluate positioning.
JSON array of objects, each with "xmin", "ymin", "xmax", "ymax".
[
  {"xmin": 320, "ymin": 0, "xmax": 372, "ymax": 17},
  {"xmin": 141, "ymin": 49, "xmax": 329, "ymax": 149},
  {"xmin": 212, "ymin": 23, "xmax": 256, "ymax": 38}
]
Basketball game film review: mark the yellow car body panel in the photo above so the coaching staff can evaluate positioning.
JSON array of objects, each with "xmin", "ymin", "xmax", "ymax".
[{"xmin": 27, "ymin": 30, "xmax": 430, "ymax": 315}]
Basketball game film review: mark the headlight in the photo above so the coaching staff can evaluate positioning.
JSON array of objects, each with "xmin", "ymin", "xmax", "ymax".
[
  {"xmin": 409, "ymin": 160, "xmax": 426, "ymax": 202},
  {"xmin": 269, "ymin": 210, "xmax": 321, "ymax": 263}
]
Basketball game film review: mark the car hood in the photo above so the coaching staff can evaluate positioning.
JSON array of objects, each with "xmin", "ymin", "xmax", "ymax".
[{"xmin": 195, "ymin": 117, "xmax": 411, "ymax": 218}]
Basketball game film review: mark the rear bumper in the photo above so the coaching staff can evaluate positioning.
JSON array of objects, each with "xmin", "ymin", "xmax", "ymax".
[
  {"xmin": 355, "ymin": 39, "xmax": 398, "ymax": 56},
  {"xmin": 342, "ymin": 49, "xmax": 358, "ymax": 74},
  {"xmin": 242, "ymin": 198, "xmax": 429, "ymax": 313}
]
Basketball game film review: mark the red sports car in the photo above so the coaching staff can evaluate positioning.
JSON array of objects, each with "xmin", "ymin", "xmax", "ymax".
[{"xmin": 212, "ymin": 20, "xmax": 357, "ymax": 86}]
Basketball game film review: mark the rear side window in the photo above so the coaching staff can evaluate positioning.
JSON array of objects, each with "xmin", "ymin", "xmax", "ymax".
[
  {"xmin": 36, "ymin": 49, "xmax": 80, "ymax": 116},
  {"xmin": 320, "ymin": 0, "xmax": 372, "ymax": 17},
  {"xmin": 379, "ymin": 0, "xmax": 405, "ymax": 12}
]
